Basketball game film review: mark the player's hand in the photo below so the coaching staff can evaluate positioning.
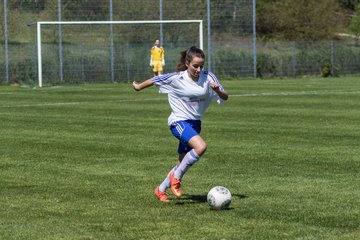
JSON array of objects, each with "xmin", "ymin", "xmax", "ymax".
[
  {"xmin": 210, "ymin": 82, "xmax": 228, "ymax": 100},
  {"xmin": 210, "ymin": 82, "xmax": 220, "ymax": 91},
  {"xmin": 132, "ymin": 81, "xmax": 140, "ymax": 91}
]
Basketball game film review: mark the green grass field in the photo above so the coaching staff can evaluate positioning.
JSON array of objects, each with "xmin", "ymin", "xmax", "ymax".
[{"xmin": 1, "ymin": 77, "xmax": 359, "ymax": 239}]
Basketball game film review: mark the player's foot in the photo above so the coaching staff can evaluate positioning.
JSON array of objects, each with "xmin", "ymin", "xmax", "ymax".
[
  {"xmin": 155, "ymin": 187, "xmax": 170, "ymax": 203},
  {"xmin": 169, "ymin": 172, "xmax": 182, "ymax": 198}
]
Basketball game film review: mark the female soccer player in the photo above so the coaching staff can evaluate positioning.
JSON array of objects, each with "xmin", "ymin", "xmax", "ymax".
[
  {"xmin": 150, "ymin": 39, "xmax": 165, "ymax": 76},
  {"xmin": 132, "ymin": 46, "xmax": 228, "ymax": 202}
]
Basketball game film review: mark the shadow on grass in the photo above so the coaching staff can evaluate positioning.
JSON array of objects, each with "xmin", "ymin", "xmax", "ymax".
[{"xmin": 174, "ymin": 193, "xmax": 247, "ymax": 207}]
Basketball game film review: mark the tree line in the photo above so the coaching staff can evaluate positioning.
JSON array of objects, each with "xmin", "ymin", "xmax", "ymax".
[
  {"xmin": 2, "ymin": 0, "xmax": 360, "ymax": 41},
  {"xmin": 257, "ymin": 0, "xmax": 360, "ymax": 40}
]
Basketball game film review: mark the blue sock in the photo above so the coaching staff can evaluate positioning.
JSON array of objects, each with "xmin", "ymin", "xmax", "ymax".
[{"xmin": 174, "ymin": 149, "xmax": 200, "ymax": 179}]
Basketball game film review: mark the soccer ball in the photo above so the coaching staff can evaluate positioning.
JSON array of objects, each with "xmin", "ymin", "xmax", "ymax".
[{"xmin": 207, "ymin": 186, "xmax": 232, "ymax": 210}]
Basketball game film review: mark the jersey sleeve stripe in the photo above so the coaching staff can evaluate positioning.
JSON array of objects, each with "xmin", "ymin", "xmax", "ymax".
[{"xmin": 152, "ymin": 72, "xmax": 179, "ymax": 84}]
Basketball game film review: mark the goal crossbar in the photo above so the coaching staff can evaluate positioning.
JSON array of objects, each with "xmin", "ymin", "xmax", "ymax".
[{"xmin": 37, "ymin": 20, "xmax": 203, "ymax": 87}]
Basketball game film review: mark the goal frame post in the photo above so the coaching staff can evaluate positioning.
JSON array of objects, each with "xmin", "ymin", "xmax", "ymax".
[{"xmin": 37, "ymin": 20, "xmax": 204, "ymax": 87}]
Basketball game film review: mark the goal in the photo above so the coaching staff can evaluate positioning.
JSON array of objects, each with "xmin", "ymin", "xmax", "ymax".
[{"xmin": 37, "ymin": 20, "xmax": 203, "ymax": 87}]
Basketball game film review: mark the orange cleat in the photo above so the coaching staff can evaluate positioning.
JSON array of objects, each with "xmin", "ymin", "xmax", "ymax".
[
  {"xmin": 169, "ymin": 172, "xmax": 182, "ymax": 198},
  {"xmin": 155, "ymin": 187, "xmax": 170, "ymax": 203}
]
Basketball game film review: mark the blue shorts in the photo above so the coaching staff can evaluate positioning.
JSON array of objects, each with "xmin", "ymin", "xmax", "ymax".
[{"xmin": 170, "ymin": 120, "xmax": 202, "ymax": 154}]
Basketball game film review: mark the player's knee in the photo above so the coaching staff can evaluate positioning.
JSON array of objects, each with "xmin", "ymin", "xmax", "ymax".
[{"xmin": 195, "ymin": 142, "xmax": 207, "ymax": 156}]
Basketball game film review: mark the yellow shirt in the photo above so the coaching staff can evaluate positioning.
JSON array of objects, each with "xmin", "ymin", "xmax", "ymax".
[{"xmin": 150, "ymin": 46, "xmax": 165, "ymax": 61}]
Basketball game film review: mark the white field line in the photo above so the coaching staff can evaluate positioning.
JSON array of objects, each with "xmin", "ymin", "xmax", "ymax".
[
  {"xmin": 0, "ymin": 90, "xmax": 359, "ymax": 108},
  {"xmin": 231, "ymin": 90, "xmax": 360, "ymax": 97},
  {"xmin": 0, "ymin": 98, "xmax": 166, "ymax": 108}
]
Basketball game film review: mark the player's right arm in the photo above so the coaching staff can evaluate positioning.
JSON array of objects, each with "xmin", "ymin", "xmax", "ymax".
[
  {"xmin": 133, "ymin": 72, "xmax": 177, "ymax": 92},
  {"xmin": 132, "ymin": 78, "xmax": 154, "ymax": 91}
]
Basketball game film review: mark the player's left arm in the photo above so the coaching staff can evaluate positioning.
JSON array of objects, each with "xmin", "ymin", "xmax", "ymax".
[
  {"xmin": 150, "ymin": 48, "xmax": 154, "ymax": 66},
  {"xmin": 210, "ymin": 82, "xmax": 228, "ymax": 100},
  {"xmin": 161, "ymin": 48, "xmax": 165, "ymax": 66}
]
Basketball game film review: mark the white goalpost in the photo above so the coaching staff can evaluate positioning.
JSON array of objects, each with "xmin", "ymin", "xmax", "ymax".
[{"xmin": 37, "ymin": 20, "xmax": 203, "ymax": 87}]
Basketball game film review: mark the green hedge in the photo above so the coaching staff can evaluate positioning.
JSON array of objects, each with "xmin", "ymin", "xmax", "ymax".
[{"xmin": 1, "ymin": 40, "xmax": 360, "ymax": 85}]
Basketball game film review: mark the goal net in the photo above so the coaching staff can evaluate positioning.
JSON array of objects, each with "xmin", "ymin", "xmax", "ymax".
[{"xmin": 37, "ymin": 20, "xmax": 203, "ymax": 87}]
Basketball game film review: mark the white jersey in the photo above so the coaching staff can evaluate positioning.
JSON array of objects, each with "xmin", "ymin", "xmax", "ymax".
[{"xmin": 152, "ymin": 70, "xmax": 225, "ymax": 126}]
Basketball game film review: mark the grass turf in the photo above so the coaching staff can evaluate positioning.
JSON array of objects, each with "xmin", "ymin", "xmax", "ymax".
[{"xmin": 0, "ymin": 77, "xmax": 359, "ymax": 239}]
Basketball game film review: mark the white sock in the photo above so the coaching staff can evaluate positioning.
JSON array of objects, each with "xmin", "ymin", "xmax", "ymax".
[
  {"xmin": 158, "ymin": 165, "xmax": 177, "ymax": 192},
  {"xmin": 174, "ymin": 149, "xmax": 200, "ymax": 179}
]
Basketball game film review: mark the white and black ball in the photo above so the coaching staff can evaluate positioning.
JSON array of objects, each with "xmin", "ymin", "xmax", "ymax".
[{"xmin": 207, "ymin": 186, "xmax": 232, "ymax": 210}]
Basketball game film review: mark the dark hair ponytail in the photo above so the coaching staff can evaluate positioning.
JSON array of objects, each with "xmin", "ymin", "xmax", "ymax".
[{"xmin": 176, "ymin": 46, "xmax": 205, "ymax": 72}]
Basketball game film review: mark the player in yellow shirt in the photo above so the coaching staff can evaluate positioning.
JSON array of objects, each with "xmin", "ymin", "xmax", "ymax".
[{"xmin": 150, "ymin": 39, "xmax": 165, "ymax": 76}]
